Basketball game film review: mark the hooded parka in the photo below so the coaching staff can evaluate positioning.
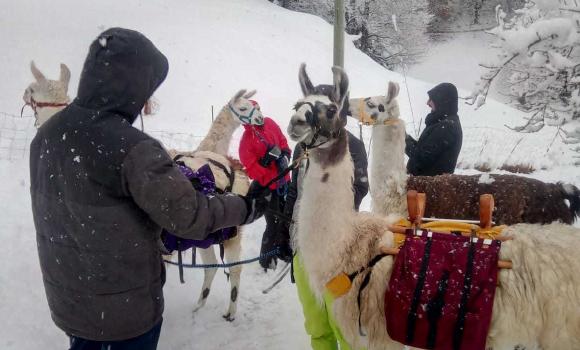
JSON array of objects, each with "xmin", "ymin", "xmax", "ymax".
[
  {"xmin": 30, "ymin": 28, "xmax": 248, "ymax": 341},
  {"xmin": 406, "ymin": 82, "xmax": 463, "ymax": 176}
]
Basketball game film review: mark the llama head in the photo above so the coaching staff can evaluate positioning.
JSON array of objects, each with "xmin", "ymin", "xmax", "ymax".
[
  {"xmin": 288, "ymin": 63, "xmax": 349, "ymax": 147},
  {"xmin": 349, "ymin": 81, "xmax": 401, "ymax": 124},
  {"xmin": 227, "ymin": 89, "xmax": 263, "ymax": 125},
  {"xmin": 23, "ymin": 61, "xmax": 71, "ymax": 110}
]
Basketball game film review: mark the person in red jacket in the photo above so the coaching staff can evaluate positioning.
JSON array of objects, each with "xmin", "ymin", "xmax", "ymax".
[{"xmin": 238, "ymin": 100, "xmax": 292, "ymax": 270}]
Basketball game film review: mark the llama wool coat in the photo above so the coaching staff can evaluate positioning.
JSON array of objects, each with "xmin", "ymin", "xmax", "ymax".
[
  {"xmin": 30, "ymin": 28, "xmax": 248, "ymax": 341},
  {"xmin": 406, "ymin": 82, "xmax": 463, "ymax": 176}
]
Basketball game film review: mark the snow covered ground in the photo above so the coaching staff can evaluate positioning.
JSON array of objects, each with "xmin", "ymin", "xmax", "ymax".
[{"xmin": 0, "ymin": 0, "xmax": 578, "ymax": 349}]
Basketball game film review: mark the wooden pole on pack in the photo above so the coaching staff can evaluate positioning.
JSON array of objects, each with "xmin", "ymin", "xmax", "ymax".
[{"xmin": 479, "ymin": 194, "xmax": 494, "ymax": 229}]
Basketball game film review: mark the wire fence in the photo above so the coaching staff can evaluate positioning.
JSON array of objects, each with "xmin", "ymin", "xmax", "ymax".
[
  {"xmin": 0, "ymin": 112, "xmax": 242, "ymax": 160},
  {"xmin": 0, "ymin": 112, "xmax": 36, "ymax": 160}
]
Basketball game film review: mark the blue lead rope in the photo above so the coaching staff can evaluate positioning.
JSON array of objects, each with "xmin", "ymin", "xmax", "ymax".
[{"xmin": 163, "ymin": 247, "xmax": 280, "ymax": 269}]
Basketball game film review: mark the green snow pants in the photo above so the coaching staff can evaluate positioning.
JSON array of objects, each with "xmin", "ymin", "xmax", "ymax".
[{"xmin": 293, "ymin": 254, "xmax": 352, "ymax": 350}]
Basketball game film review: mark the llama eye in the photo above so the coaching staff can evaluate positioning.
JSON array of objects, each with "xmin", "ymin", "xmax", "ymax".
[
  {"xmin": 326, "ymin": 105, "xmax": 337, "ymax": 118},
  {"xmin": 367, "ymin": 101, "xmax": 375, "ymax": 109},
  {"xmin": 239, "ymin": 107, "xmax": 247, "ymax": 112}
]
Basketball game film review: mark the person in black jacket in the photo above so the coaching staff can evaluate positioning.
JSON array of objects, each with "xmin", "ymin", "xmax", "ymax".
[
  {"xmin": 406, "ymin": 82, "xmax": 463, "ymax": 176},
  {"xmin": 29, "ymin": 28, "xmax": 265, "ymax": 349}
]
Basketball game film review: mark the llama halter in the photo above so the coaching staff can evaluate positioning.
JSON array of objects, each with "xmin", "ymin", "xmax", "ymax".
[
  {"xmin": 21, "ymin": 96, "xmax": 68, "ymax": 124},
  {"xmin": 294, "ymin": 100, "xmax": 342, "ymax": 148},
  {"xmin": 228, "ymin": 103, "xmax": 259, "ymax": 125},
  {"xmin": 356, "ymin": 98, "xmax": 400, "ymax": 126}
]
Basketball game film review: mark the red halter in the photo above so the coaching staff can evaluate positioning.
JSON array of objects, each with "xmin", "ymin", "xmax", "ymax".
[{"xmin": 21, "ymin": 96, "xmax": 68, "ymax": 119}]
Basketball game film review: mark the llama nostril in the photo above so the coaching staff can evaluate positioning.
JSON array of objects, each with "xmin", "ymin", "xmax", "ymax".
[{"xmin": 378, "ymin": 104, "xmax": 385, "ymax": 112}]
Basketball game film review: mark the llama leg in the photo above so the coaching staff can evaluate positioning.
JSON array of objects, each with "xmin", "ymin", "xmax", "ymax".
[
  {"xmin": 222, "ymin": 231, "xmax": 242, "ymax": 321},
  {"xmin": 192, "ymin": 247, "xmax": 218, "ymax": 313}
]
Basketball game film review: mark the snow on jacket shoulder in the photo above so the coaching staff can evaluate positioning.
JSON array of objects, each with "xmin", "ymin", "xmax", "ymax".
[{"xmin": 239, "ymin": 117, "xmax": 291, "ymax": 189}]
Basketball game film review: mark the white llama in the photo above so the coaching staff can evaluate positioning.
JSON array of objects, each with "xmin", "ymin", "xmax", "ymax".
[
  {"xmin": 349, "ymin": 82, "xmax": 407, "ymax": 217},
  {"xmin": 349, "ymin": 84, "xmax": 580, "ymax": 225},
  {"xmin": 168, "ymin": 89, "xmax": 256, "ymax": 321},
  {"xmin": 23, "ymin": 61, "xmax": 70, "ymax": 127},
  {"xmin": 289, "ymin": 64, "xmax": 580, "ymax": 350}
]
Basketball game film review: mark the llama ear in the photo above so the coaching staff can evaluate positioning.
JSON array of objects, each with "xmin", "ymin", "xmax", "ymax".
[
  {"xmin": 30, "ymin": 61, "xmax": 46, "ymax": 82},
  {"xmin": 60, "ymin": 63, "xmax": 71, "ymax": 91},
  {"xmin": 298, "ymin": 63, "xmax": 314, "ymax": 97},
  {"xmin": 331, "ymin": 66, "xmax": 349, "ymax": 105},
  {"xmin": 231, "ymin": 89, "xmax": 247, "ymax": 103},
  {"xmin": 386, "ymin": 81, "xmax": 400, "ymax": 104},
  {"xmin": 243, "ymin": 90, "xmax": 256, "ymax": 99}
]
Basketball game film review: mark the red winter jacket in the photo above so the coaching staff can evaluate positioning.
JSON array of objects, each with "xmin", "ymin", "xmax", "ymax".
[{"xmin": 239, "ymin": 117, "xmax": 291, "ymax": 189}]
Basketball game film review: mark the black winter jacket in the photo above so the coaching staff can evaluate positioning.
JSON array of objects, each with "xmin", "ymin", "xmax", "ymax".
[
  {"xmin": 285, "ymin": 130, "xmax": 369, "ymax": 214},
  {"xmin": 30, "ymin": 28, "xmax": 248, "ymax": 341},
  {"xmin": 406, "ymin": 83, "xmax": 463, "ymax": 176}
]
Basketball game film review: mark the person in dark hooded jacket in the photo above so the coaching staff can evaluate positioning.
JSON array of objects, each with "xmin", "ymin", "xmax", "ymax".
[
  {"xmin": 405, "ymin": 82, "xmax": 463, "ymax": 176},
  {"xmin": 29, "ymin": 28, "xmax": 265, "ymax": 349}
]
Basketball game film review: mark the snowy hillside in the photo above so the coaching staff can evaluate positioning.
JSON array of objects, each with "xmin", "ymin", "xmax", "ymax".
[{"xmin": 0, "ymin": 0, "xmax": 578, "ymax": 349}]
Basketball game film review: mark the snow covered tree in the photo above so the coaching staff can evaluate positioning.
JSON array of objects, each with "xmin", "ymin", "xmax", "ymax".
[
  {"xmin": 269, "ymin": 0, "xmax": 431, "ymax": 69},
  {"xmin": 468, "ymin": 0, "xmax": 580, "ymax": 154},
  {"xmin": 427, "ymin": 0, "xmax": 524, "ymax": 33},
  {"xmin": 348, "ymin": 0, "xmax": 432, "ymax": 68}
]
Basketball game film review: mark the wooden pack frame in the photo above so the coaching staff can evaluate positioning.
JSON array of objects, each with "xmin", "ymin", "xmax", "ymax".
[{"xmin": 383, "ymin": 190, "xmax": 512, "ymax": 269}]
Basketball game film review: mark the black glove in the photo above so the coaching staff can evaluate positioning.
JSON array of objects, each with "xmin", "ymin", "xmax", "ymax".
[
  {"xmin": 259, "ymin": 145, "xmax": 282, "ymax": 167},
  {"xmin": 241, "ymin": 181, "xmax": 271, "ymax": 225},
  {"xmin": 276, "ymin": 154, "xmax": 290, "ymax": 172}
]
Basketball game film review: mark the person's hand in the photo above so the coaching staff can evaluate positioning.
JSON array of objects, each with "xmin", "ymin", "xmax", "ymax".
[
  {"xmin": 259, "ymin": 145, "xmax": 282, "ymax": 167},
  {"xmin": 276, "ymin": 154, "xmax": 289, "ymax": 172},
  {"xmin": 241, "ymin": 180, "xmax": 271, "ymax": 225}
]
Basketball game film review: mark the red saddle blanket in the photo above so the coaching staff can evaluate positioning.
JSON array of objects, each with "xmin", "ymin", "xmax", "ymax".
[{"xmin": 385, "ymin": 229, "xmax": 501, "ymax": 350}]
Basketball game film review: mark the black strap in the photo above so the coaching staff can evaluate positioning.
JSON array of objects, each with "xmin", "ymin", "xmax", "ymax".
[
  {"xmin": 173, "ymin": 154, "xmax": 185, "ymax": 162},
  {"xmin": 177, "ymin": 240, "xmax": 185, "ymax": 284},
  {"xmin": 206, "ymin": 158, "xmax": 235, "ymax": 193},
  {"xmin": 192, "ymin": 247, "xmax": 197, "ymax": 266},
  {"xmin": 406, "ymin": 235, "xmax": 433, "ymax": 344},
  {"xmin": 453, "ymin": 236, "xmax": 477, "ymax": 350},
  {"xmin": 426, "ymin": 270, "xmax": 450, "ymax": 348},
  {"xmin": 290, "ymin": 252, "xmax": 296, "ymax": 284},
  {"xmin": 355, "ymin": 254, "xmax": 388, "ymax": 336},
  {"xmin": 173, "ymin": 154, "xmax": 236, "ymax": 193},
  {"xmin": 219, "ymin": 243, "xmax": 230, "ymax": 281}
]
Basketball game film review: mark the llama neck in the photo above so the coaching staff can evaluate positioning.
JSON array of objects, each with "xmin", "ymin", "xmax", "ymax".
[
  {"xmin": 196, "ymin": 106, "xmax": 238, "ymax": 154},
  {"xmin": 35, "ymin": 106, "xmax": 66, "ymax": 128},
  {"xmin": 297, "ymin": 132, "xmax": 355, "ymax": 298},
  {"xmin": 370, "ymin": 119, "xmax": 408, "ymax": 216}
]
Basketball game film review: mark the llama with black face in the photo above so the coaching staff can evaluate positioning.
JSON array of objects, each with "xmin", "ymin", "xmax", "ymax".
[
  {"xmin": 288, "ymin": 63, "xmax": 401, "ymax": 349},
  {"xmin": 289, "ymin": 64, "xmax": 580, "ymax": 350}
]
